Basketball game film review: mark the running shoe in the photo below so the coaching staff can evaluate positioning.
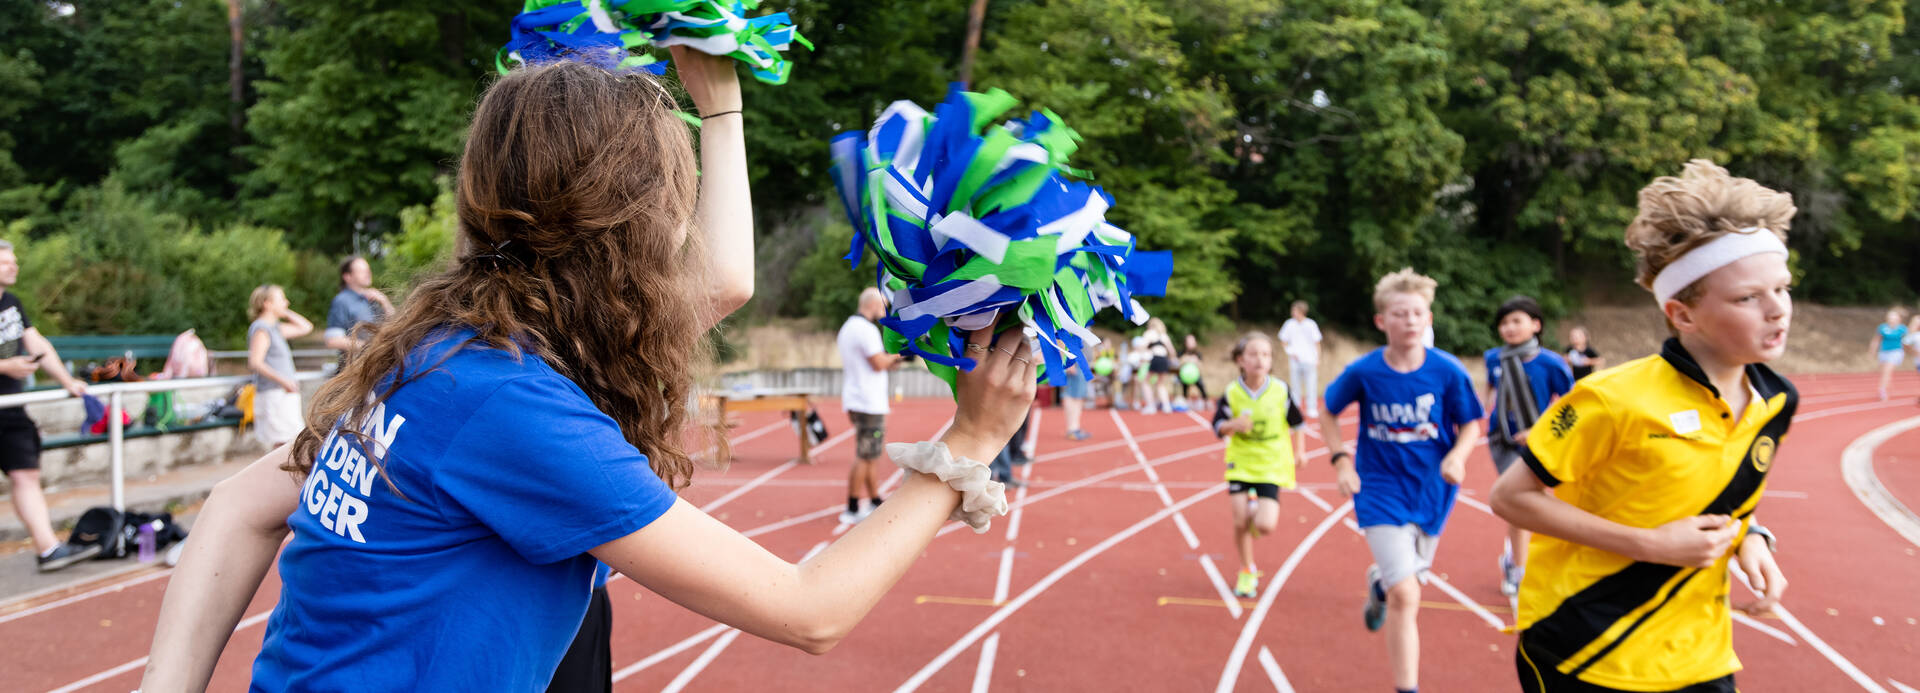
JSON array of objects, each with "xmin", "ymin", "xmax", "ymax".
[
  {"xmin": 37, "ymin": 543, "xmax": 101, "ymax": 572},
  {"xmin": 1234, "ymin": 570, "xmax": 1260, "ymax": 599},
  {"xmin": 839, "ymin": 509, "xmax": 865, "ymax": 524},
  {"xmin": 1500, "ymin": 549, "xmax": 1521, "ymax": 597},
  {"xmin": 1363, "ymin": 565, "xmax": 1387, "ymax": 632},
  {"xmin": 1067, "ymin": 429, "xmax": 1091, "ymax": 441},
  {"xmin": 1171, "ymin": 401, "xmax": 1189, "ymax": 413}
]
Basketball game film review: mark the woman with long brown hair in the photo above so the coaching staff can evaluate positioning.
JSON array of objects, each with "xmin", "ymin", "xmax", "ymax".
[{"xmin": 138, "ymin": 50, "xmax": 1033, "ymax": 692}]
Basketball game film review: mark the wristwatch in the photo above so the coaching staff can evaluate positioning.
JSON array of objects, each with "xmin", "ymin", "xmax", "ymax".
[{"xmin": 1745, "ymin": 522, "xmax": 1777, "ymax": 553}]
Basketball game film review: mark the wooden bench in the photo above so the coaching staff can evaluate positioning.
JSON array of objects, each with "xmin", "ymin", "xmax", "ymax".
[
  {"xmin": 46, "ymin": 334, "xmax": 178, "ymax": 363},
  {"xmin": 705, "ymin": 389, "xmax": 816, "ymax": 465}
]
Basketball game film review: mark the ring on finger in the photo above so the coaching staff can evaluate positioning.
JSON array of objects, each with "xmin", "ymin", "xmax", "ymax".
[
  {"xmin": 965, "ymin": 343, "xmax": 989, "ymax": 354},
  {"xmin": 1013, "ymin": 356, "xmax": 1032, "ymax": 365}
]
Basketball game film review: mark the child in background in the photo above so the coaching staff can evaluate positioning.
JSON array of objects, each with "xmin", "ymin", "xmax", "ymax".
[
  {"xmin": 1564, "ymin": 326, "xmax": 1605, "ymax": 380},
  {"xmin": 1211, "ymin": 333, "xmax": 1306, "ymax": 598},
  {"xmin": 1320, "ymin": 268, "xmax": 1485, "ymax": 693},
  {"xmin": 1493, "ymin": 159, "xmax": 1796, "ymax": 693},
  {"xmin": 1481, "ymin": 296, "xmax": 1574, "ymax": 599},
  {"xmin": 1874, "ymin": 307, "xmax": 1909, "ymax": 401},
  {"xmin": 1180, "ymin": 334, "xmax": 1209, "ymax": 411}
]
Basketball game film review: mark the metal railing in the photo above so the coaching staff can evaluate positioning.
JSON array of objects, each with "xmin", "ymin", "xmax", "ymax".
[{"xmin": 0, "ymin": 371, "xmax": 326, "ymax": 511}]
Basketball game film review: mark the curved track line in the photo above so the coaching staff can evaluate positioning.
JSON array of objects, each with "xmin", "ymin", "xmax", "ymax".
[
  {"xmin": 1214, "ymin": 498, "xmax": 1352, "ymax": 693},
  {"xmin": 896, "ymin": 483, "xmax": 1224, "ymax": 692},
  {"xmin": 1840, "ymin": 415, "xmax": 1920, "ymax": 549}
]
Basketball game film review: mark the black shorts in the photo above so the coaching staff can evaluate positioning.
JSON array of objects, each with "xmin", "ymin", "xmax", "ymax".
[
  {"xmin": 1227, "ymin": 481, "xmax": 1281, "ymax": 500},
  {"xmin": 1516, "ymin": 634, "xmax": 1734, "ymax": 693},
  {"xmin": 547, "ymin": 585, "xmax": 612, "ymax": 693},
  {"xmin": 849, "ymin": 411, "xmax": 886, "ymax": 460},
  {"xmin": 0, "ymin": 408, "xmax": 41, "ymax": 474},
  {"xmin": 1149, "ymin": 355, "xmax": 1174, "ymax": 374}
]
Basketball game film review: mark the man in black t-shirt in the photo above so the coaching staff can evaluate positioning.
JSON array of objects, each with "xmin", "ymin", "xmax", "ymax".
[{"xmin": 0, "ymin": 241, "xmax": 95, "ymax": 571}]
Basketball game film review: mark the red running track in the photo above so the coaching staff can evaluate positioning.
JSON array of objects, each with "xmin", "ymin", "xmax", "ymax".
[{"xmin": 3, "ymin": 373, "xmax": 1919, "ymax": 692}]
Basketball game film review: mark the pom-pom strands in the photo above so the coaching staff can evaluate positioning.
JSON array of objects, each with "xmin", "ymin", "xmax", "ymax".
[
  {"xmin": 829, "ymin": 86, "xmax": 1173, "ymax": 394},
  {"xmin": 498, "ymin": 0, "xmax": 812, "ymax": 84}
]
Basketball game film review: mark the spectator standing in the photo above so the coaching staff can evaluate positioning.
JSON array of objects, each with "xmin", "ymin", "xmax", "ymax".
[
  {"xmin": 1277, "ymin": 300, "xmax": 1323, "ymax": 418},
  {"xmin": 323, "ymin": 256, "xmax": 394, "ymax": 366},
  {"xmin": 838, "ymin": 287, "xmax": 902, "ymax": 523},
  {"xmin": 0, "ymin": 240, "xmax": 93, "ymax": 571},
  {"xmin": 247, "ymin": 285, "xmax": 313, "ymax": 447}
]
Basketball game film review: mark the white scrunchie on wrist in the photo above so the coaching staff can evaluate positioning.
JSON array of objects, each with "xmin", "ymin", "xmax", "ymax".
[{"xmin": 886, "ymin": 441, "xmax": 1009, "ymax": 533}]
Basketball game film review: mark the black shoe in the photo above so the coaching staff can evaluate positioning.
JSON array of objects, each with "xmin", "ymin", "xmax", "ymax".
[{"xmin": 37, "ymin": 543, "xmax": 102, "ymax": 572}]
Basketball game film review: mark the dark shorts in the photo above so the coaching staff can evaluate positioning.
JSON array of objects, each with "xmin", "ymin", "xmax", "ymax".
[
  {"xmin": 0, "ymin": 408, "xmax": 41, "ymax": 474},
  {"xmin": 1489, "ymin": 436, "xmax": 1524, "ymax": 474},
  {"xmin": 1149, "ymin": 355, "xmax": 1174, "ymax": 374},
  {"xmin": 1516, "ymin": 634, "xmax": 1734, "ymax": 693},
  {"xmin": 1227, "ymin": 481, "xmax": 1281, "ymax": 500},
  {"xmin": 547, "ymin": 585, "xmax": 612, "ymax": 693},
  {"xmin": 850, "ymin": 411, "xmax": 886, "ymax": 460}
]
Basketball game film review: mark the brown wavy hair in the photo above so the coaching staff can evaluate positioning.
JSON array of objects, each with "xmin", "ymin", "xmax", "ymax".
[
  {"xmin": 287, "ymin": 61, "xmax": 714, "ymax": 491},
  {"xmin": 1626, "ymin": 159, "xmax": 1795, "ymax": 304}
]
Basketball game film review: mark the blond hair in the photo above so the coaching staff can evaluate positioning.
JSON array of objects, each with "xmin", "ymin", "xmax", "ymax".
[
  {"xmin": 1372, "ymin": 267, "xmax": 1437, "ymax": 312},
  {"xmin": 249, "ymin": 284, "xmax": 281, "ymax": 320},
  {"xmin": 1626, "ymin": 159, "xmax": 1795, "ymax": 304}
]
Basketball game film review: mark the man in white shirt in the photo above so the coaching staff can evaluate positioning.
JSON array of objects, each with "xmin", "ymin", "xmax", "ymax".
[
  {"xmin": 837, "ymin": 288, "xmax": 902, "ymax": 523},
  {"xmin": 1277, "ymin": 300, "xmax": 1323, "ymax": 418}
]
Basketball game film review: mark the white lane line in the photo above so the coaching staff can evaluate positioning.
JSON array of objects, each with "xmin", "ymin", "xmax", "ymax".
[
  {"xmin": 0, "ymin": 569, "xmax": 173, "ymax": 625},
  {"xmin": 1798, "ymin": 399, "xmax": 1916, "ymax": 422},
  {"xmin": 1111, "ymin": 410, "xmax": 1202, "ymax": 549},
  {"xmin": 1215, "ymin": 499, "xmax": 1353, "ymax": 693},
  {"xmin": 896, "ymin": 483, "xmax": 1224, "ymax": 692},
  {"xmin": 1031, "ymin": 425, "xmax": 1195, "ymax": 463},
  {"xmin": 723, "ymin": 418, "xmax": 791, "ymax": 448},
  {"xmin": 1733, "ymin": 612, "xmax": 1797, "ymax": 645},
  {"xmin": 971, "ymin": 632, "xmax": 1001, "ymax": 693},
  {"xmin": 659, "ymin": 629, "xmax": 744, "ymax": 693},
  {"xmin": 1257, "ymin": 646, "xmax": 1296, "ymax": 693},
  {"xmin": 50, "ymin": 610, "xmax": 272, "ymax": 693},
  {"xmin": 1840, "ymin": 415, "xmax": 1920, "ymax": 549},
  {"xmin": 993, "ymin": 547, "xmax": 1015, "ymax": 605},
  {"xmin": 700, "ymin": 426, "xmax": 855, "ymax": 512},
  {"xmin": 1732, "ymin": 569, "xmax": 1888, "ymax": 692},
  {"xmin": 1198, "ymin": 554, "xmax": 1244, "ymax": 619},
  {"xmin": 1426, "ymin": 572, "xmax": 1507, "ymax": 629},
  {"xmin": 1889, "ymin": 679, "xmax": 1919, "ymax": 693},
  {"xmin": 611, "ymin": 624, "xmax": 729, "ymax": 682}
]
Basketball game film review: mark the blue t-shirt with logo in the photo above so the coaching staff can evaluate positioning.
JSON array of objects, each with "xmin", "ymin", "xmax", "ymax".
[
  {"xmin": 1324, "ymin": 348, "xmax": 1484, "ymax": 536},
  {"xmin": 251, "ymin": 329, "xmax": 678, "ymax": 692},
  {"xmin": 1482, "ymin": 348, "xmax": 1575, "ymax": 434},
  {"xmin": 1879, "ymin": 323, "xmax": 1908, "ymax": 352}
]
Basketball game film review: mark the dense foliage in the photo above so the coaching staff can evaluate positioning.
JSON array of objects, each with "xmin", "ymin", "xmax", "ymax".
[{"xmin": 3, "ymin": 0, "xmax": 1916, "ymax": 352}]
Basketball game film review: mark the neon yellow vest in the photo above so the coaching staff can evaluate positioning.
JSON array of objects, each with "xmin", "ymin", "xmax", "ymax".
[{"xmin": 1224, "ymin": 377, "xmax": 1297, "ymax": 487}]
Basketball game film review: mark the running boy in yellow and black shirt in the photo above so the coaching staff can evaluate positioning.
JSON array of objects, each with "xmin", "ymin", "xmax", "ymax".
[
  {"xmin": 1492, "ymin": 160, "xmax": 1795, "ymax": 693},
  {"xmin": 1211, "ymin": 333, "xmax": 1305, "ymax": 599}
]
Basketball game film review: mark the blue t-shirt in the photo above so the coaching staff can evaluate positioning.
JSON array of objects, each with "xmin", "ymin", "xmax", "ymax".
[
  {"xmin": 1879, "ymin": 323, "xmax": 1908, "ymax": 352},
  {"xmin": 1324, "ymin": 348, "xmax": 1484, "ymax": 536},
  {"xmin": 1482, "ymin": 348, "xmax": 1575, "ymax": 434},
  {"xmin": 252, "ymin": 330, "xmax": 678, "ymax": 692}
]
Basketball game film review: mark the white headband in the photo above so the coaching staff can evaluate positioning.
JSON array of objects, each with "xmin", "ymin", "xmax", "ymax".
[{"xmin": 1650, "ymin": 228, "xmax": 1788, "ymax": 304}]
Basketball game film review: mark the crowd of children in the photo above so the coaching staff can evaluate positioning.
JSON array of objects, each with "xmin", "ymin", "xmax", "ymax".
[{"xmin": 1200, "ymin": 160, "xmax": 1841, "ymax": 692}]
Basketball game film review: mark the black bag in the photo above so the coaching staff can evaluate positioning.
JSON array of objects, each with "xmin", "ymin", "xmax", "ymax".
[
  {"xmin": 65, "ymin": 506, "xmax": 189, "ymax": 560},
  {"xmin": 789, "ymin": 408, "xmax": 829, "ymax": 446}
]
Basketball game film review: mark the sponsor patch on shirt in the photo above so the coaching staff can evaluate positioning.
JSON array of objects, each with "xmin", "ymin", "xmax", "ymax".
[{"xmin": 1668, "ymin": 409, "xmax": 1702, "ymax": 436}]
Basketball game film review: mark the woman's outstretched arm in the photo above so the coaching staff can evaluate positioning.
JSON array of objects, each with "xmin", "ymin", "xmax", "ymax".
[
  {"xmin": 141, "ymin": 446, "xmax": 301, "ymax": 692},
  {"xmin": 595, "ymin": 327, "xmax": 1035, "ymax": 653}
]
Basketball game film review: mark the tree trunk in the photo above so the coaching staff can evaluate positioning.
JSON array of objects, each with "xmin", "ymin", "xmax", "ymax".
[
  {"xmin": 227, "ymin": 0, "xmax": 245, "ymax": 156},
  {"xmin": 957, "ymin": 0, "xmax": 989, "ymax": 88}
]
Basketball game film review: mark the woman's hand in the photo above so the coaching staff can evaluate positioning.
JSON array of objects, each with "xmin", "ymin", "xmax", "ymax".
[
  {"xmin": 942, "ymin": 328, "xmax": 1038, "ymax": 463},
  {"xmin": 670, "ymin": 45, "xmax": 742, "ymax": 116}
]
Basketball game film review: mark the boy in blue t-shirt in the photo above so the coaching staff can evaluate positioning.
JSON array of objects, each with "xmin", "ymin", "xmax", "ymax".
[
  {"xmin": 1319, "ymin": 268, "xmax": 1485, "ymax": 693},
  {"xmin": 1480, "ymin": 295, "xmax": 1573, "ymax": 599}
]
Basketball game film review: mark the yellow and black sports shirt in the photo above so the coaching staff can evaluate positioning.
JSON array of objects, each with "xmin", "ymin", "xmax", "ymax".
[{"xmin": 1515, "ymin": 339, "xmax": 1796, "ymax": 691}]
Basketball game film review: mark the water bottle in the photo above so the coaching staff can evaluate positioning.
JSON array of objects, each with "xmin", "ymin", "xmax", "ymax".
[{"xmin": 136, "ymin": 522, "xmax": 157, "ymax": 563}]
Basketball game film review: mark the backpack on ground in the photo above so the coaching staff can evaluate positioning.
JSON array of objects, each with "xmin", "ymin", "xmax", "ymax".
[
  {"xmin": 789, "ymin": 408, "xmax": 828, "ymax": 446},
  {"xmin": 64, "ymin": 506, "xmax": 188, "ymax": 560}
]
